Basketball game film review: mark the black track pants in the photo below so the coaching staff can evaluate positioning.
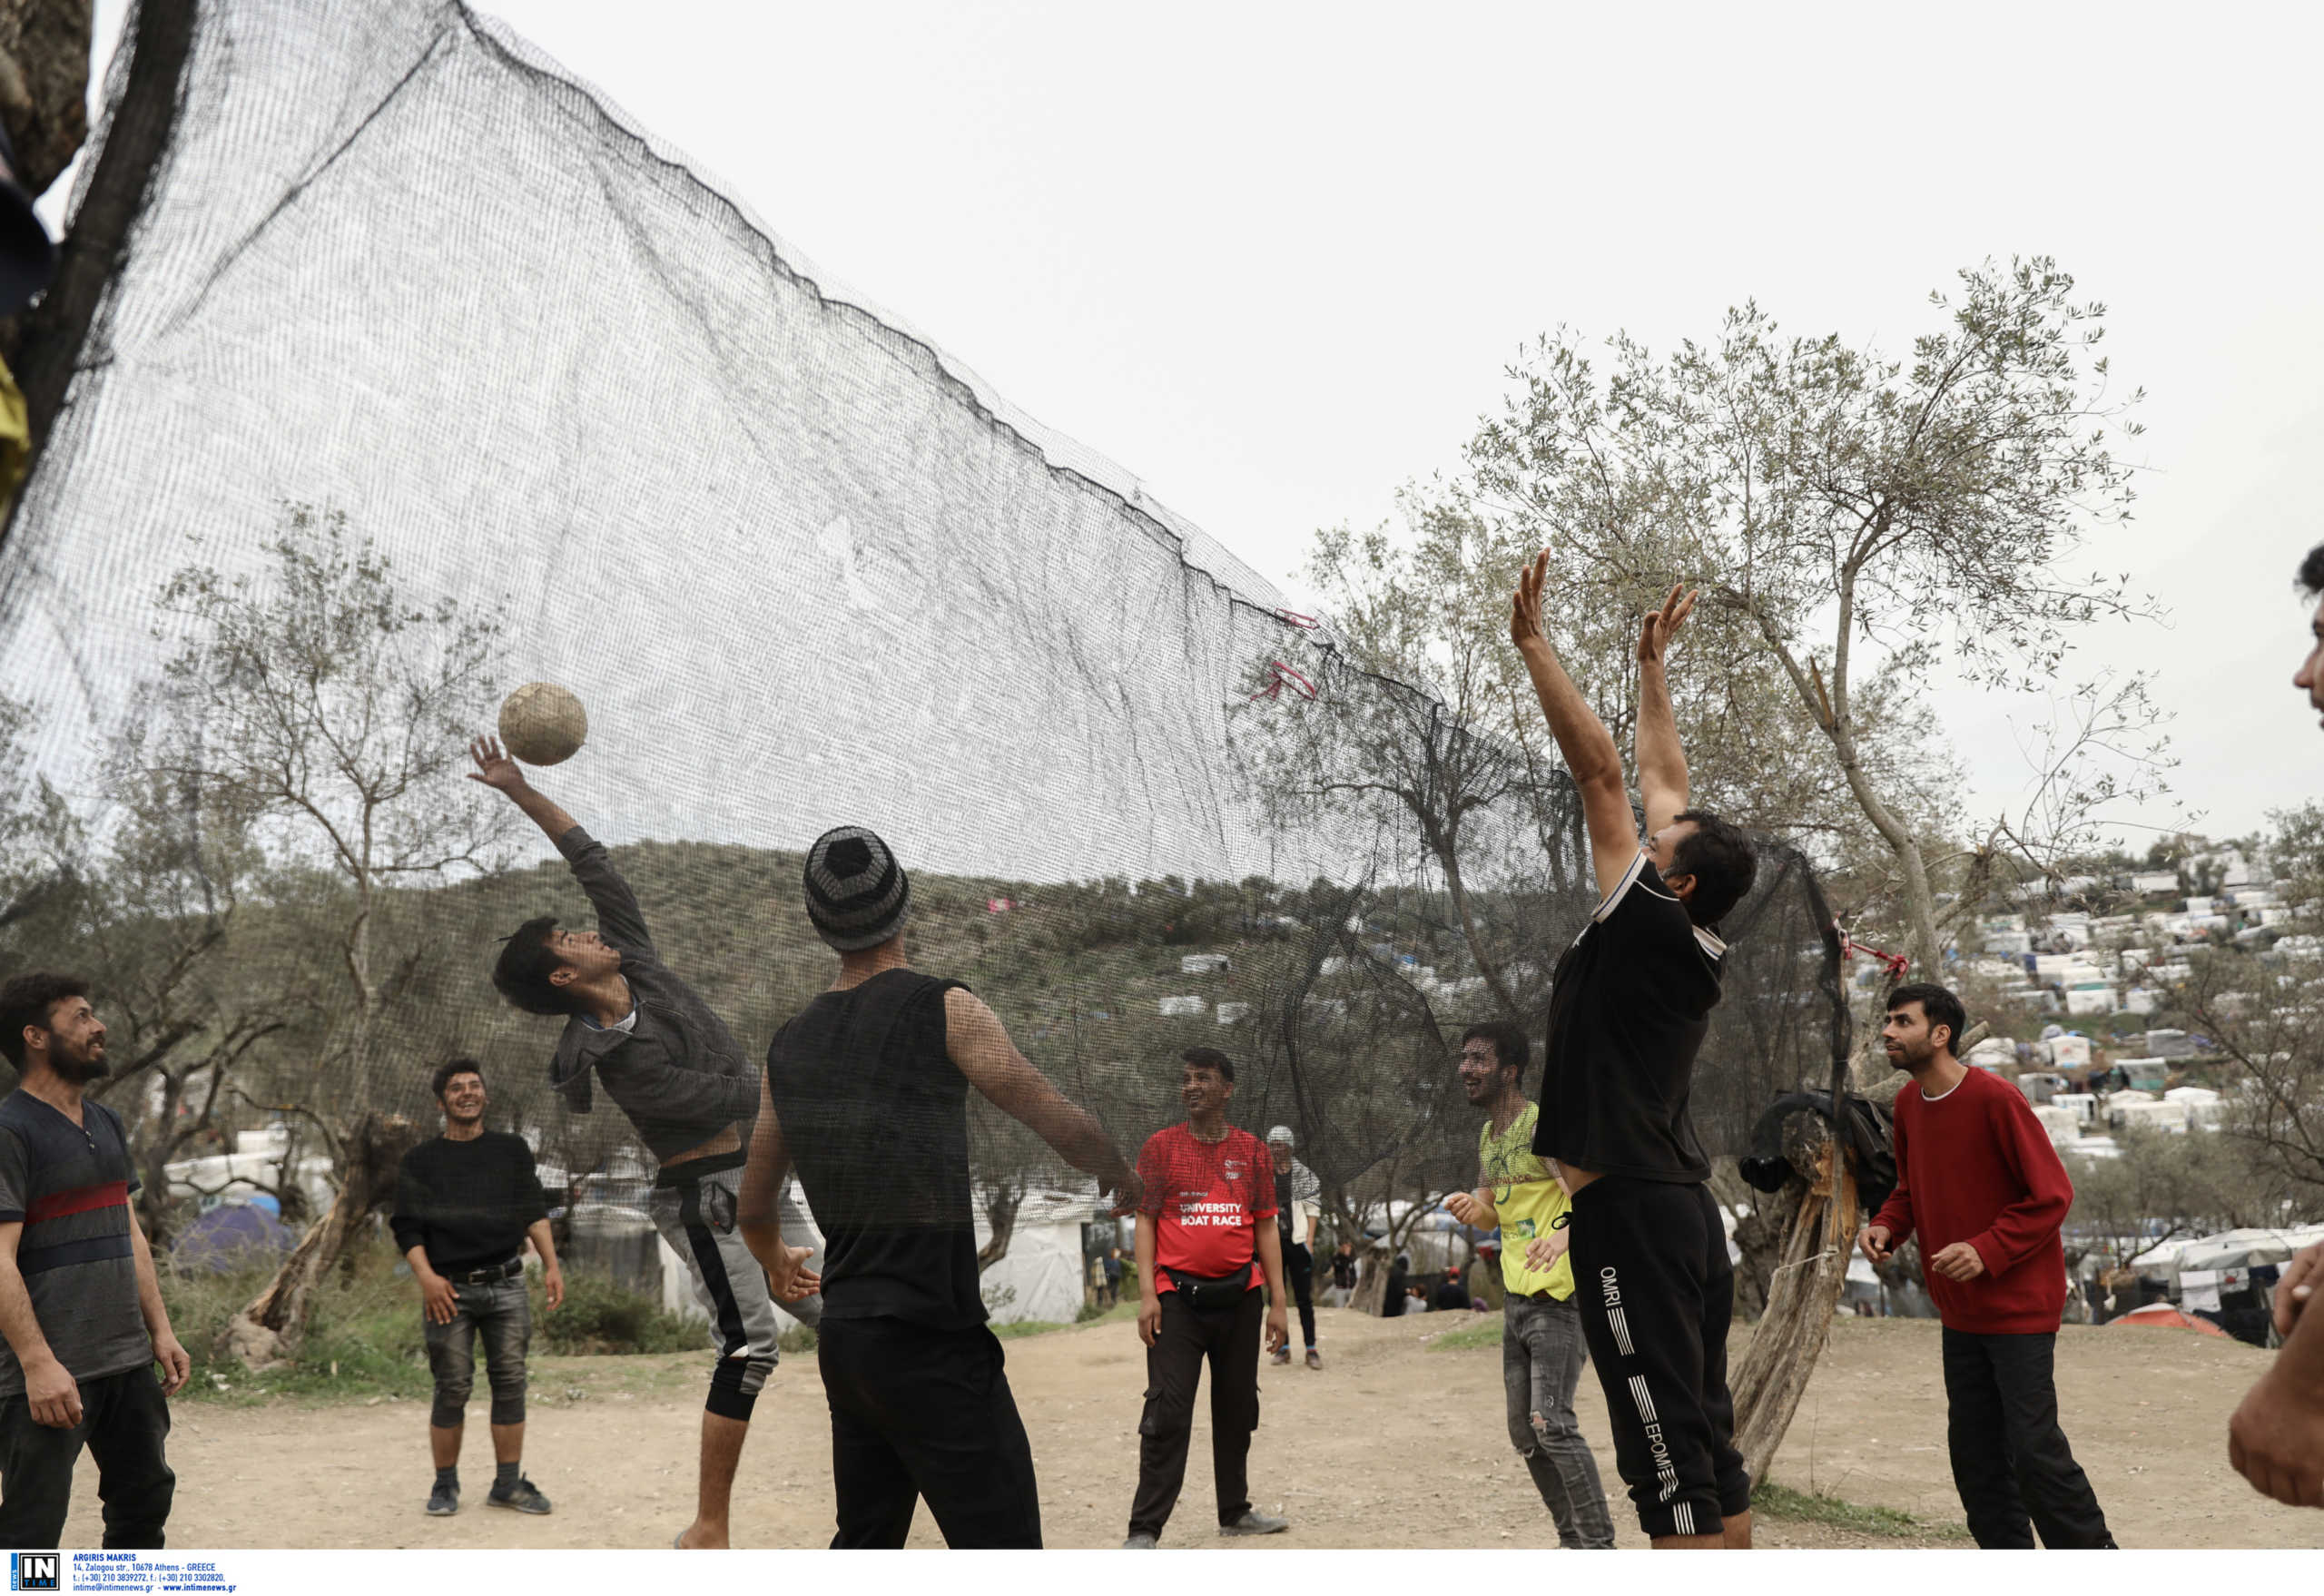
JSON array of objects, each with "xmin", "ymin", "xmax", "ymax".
[{"xmin": 1570, "ymin": 1177, "xmax": 1749, "ymax": 1540}]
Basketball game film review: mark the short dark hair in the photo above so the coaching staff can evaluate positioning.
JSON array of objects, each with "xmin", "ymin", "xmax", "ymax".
[
  {"xmin": 1181, "ymin": 1047, "xmax": 1236, "ymax": 1085},
  {"xmin": 431, "ymin": 1058, "xmax": 485, "ymax": 1100},
  {"xmin": 1888, "ymin": 982, "xmax": 1967, "ymax": 1055},
  {"xmin": 2300, "ymin": 544, "xmax": 2324, "ymax": 599},
  {"xmin": 492, "ymin": 916, "xmax": 576, "ymax": 1017},
  {"xmin": 1461, "ymin": 1020, "xmax": 1528, "ymax": 1077},
  {"xmin": 1669, "ymin": 810, "xmax": 1758, "ymax": 928},
  {"xmin": 0, "ymin": 971, "xmax": 89, "ymax": 1069}
]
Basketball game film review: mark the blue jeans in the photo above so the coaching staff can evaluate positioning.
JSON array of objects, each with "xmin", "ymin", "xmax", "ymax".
[
  {"xmin": 424, "ymin": 1275, "xmax": 530, "ymax": 1428},
  {"xmin": 1504, "ymin": 1293, "xmax": 1615, "ymax": 1548}
]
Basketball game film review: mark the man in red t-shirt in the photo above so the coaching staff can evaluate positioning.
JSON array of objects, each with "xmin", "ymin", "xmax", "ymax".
[
  {"xmin": 1857, "ymin": 984, "xmax": 2114, "ymax": 1550},
  {"xmin": 1121, "ymin": 1049, "xmax": 1289, "ymax": 1548}
]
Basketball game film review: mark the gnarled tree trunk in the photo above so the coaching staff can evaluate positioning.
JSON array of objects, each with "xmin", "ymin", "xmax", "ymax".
[
  {"xmin": 1728, "ymin": 1117, "xmax": 1858, "ymax": 1489},
  {"xmin": 2, "ymin": 0, "xmax": 192, "ymax": 467},
  {"xmin": 217, "ymin": 1110, "xmax": 418, "ymax": 1370}
]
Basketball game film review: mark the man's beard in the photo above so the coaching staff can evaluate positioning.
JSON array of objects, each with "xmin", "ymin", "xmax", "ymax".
[{"xmin": 56, "ymin": 1048, "xmax": 109, "ymax": 1083}]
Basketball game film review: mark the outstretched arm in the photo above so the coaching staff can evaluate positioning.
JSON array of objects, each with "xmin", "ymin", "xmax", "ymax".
[
  {"xmin": 1509, "ymin": 549, "xmax": 1638, "ymax": 901},
  {"xmin": 946, "ymin": 989, "xmax": 1142, "ymax": 1215},
  {"xmin": 468, "ymin": 734, "xmax": 581, "ymax": 840},
  {"xmin": 1635, "ymin": 585, "xmax": 1694, "ymax": 836},
  {"xmin": 468, "ymin": 735, "xmax": 655, "ymax": 956}
]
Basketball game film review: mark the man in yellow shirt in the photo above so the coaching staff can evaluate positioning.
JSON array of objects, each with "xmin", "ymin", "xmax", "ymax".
[{"xmin": 1445, "ymin": 1021, "xmax": 1615, "ymax": 1549}]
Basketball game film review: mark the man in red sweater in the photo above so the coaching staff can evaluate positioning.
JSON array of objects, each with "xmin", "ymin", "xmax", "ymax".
[{"xmin": 1857, "ymin": 983, "xmax": 2115, "ymax": 1549}]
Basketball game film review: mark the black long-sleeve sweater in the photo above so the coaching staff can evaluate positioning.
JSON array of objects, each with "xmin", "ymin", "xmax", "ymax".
[{"xmin": 390, "ymin": 1131, "xmax": 548, "ymax": 1274}]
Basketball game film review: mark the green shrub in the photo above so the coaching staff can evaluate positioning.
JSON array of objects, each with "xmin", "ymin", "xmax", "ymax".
[{"xmin": 532, "ymin": 1270, "xmax": 704, "ymax": 1355}]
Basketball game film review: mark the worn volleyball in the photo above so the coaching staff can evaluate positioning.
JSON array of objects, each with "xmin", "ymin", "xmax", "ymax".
[{"xmin": 497, "ymin": 682, "xmax": 588, "ymax": 765}]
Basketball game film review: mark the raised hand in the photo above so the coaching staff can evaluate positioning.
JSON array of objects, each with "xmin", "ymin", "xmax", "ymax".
[
  {"xmin": 1508, "ymin": 548, "xmax": 1552, "ymax": 650},
  {"xmin": 466, "ymin": 734, "xmax": 527, "ymax": 794},
  {"xmin": 1636, "ymin": 583, "xmax": 1698, "ymax": 666}
]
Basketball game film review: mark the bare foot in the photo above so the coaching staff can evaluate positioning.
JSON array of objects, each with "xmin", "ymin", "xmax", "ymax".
[{"xmin": 673, "ymin": 1523, "xmax": 730, "ymax": 1550}]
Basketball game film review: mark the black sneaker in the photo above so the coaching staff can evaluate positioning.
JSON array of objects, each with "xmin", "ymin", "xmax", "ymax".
[
  {"xmin": 425, "ymin": 1480, "xmax": 458, "ymax": 1517},
  {"xmin": 487, "ymin": 1477, "xmax": 553, "ymax": 1515}
]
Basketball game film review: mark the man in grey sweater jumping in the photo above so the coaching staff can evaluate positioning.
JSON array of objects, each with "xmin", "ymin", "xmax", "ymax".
[{"xmin": 471, "ymin": 735, "xmax": 818, "ymax": 1549}]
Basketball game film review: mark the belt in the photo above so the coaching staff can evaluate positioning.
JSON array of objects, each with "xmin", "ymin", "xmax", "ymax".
[
  {"xmin": 448, "ymin": 1258, "xmax": 523, "ymax": 1285},
  {"xmin": 1509, "ymin": 1287, "xmax": 1566, "ymax": 1303}
]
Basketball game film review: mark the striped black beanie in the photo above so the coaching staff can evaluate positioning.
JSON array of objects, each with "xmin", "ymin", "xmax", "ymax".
[{"xmin": 804, "ymin": 826, "xmax": 911, "ymax": 952}]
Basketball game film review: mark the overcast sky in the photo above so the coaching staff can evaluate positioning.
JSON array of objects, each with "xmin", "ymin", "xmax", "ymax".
[{"xmin": 71, "ymin": 2, "xmax": 2324, "ymax": 849}]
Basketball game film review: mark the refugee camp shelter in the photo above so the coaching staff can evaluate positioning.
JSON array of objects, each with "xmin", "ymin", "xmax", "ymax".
[{"xmin": 2110, "ymin": 1303, "xmax": 2229, "ymax": 1337}]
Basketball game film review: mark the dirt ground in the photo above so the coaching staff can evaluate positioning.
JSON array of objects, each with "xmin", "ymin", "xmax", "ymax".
[{"xmin": 60, "ymin": 1307, "xmax": 2324, "ymax": 1549}]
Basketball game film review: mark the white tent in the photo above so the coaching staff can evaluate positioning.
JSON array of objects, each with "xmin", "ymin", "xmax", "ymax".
[
  {"xmin": 974, "ymin": 1184, "xmax": 1106, "ymax": 1325},
  {"xmin": 163, "ymin": 1128, "xmax": 336, "ymax": 1217},
  {"xmin": 2110, "ymin": 1099, "xmax": 2192, "ymax": 1134},
  {"xmin": 2163, "ymin": 1086, "xmax": 2225, "ymax": 1128},
  {"xmin": 2033, "ymin": 1105, "xmax": 2082, "ymax": 1148},
  {"xmin": 2172, "ymin": 1226, "xmax": 2324, "ymax": 1276},
  {"xmin": 654, "ymin": 1182, "xmax": 1107, "ymax": 1331}
]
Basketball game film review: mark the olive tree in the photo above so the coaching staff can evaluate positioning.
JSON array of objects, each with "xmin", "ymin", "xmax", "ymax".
[{"xmin": 1466, "ymin": 257, "xmax": 2170, "ymax": 974}]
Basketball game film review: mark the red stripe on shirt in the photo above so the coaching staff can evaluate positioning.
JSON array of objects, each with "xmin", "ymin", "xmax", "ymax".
[{"xmin": 25, "ymin": 1180, "xmax": 130, "ymax": 1224}]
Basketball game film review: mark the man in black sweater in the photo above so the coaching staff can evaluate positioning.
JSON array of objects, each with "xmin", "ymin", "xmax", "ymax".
[{"xmin": 391, "ymin": 1059, "xmax": 563, "ymax": 1518}]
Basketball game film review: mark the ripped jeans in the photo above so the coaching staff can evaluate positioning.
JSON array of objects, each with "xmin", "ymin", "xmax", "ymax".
[
  {"xmin": 424, "ymin": 1275, "xmax": 530, "ymax": 1429},
  {"xmin": 1504, "ymin": 1292, "xmax": 1615, "ymax": 1548}
]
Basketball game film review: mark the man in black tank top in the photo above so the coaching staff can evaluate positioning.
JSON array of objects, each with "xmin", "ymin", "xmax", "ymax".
[
  {"xmin": 1509, "ymin": 567, "xmax": 1758, "ymax": 1549},
  {"xmin": 740, "ymin": 827, "xmax": 1141, "ymax": 1549}
]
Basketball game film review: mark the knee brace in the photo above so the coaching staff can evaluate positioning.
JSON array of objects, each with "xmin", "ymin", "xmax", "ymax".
[{"xmin": 705, "ymin": 1349, "xmax": 775, "ymax": 1423}]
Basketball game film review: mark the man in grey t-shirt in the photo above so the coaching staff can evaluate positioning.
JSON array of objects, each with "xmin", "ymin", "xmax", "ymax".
[{"xmin": 0, "ymin": 971, "xmax": 192, "ymax": 1549}]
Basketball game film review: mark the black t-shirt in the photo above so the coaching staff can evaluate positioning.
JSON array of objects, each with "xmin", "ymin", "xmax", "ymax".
[
  {"xmin": 1532, "ymin": 850, "xmax": 1727, "ymax": 1184},
  {"xmin": 764, "ymin": 969, "xmax": 983, "ymax": 1330},
  {"xmin": 389, "ymin": 1131, "xmax": 548, "ymax": 1274}
]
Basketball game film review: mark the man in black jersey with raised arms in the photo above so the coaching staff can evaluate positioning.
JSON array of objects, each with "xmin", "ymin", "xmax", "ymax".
[
  {"xmin": 737, "ymin": 826, "xmax": 1141, "ymax": 1549},
  {"xmin": 1508, "ymin": 562, "xmax": 1758, "ymax": 1550}
]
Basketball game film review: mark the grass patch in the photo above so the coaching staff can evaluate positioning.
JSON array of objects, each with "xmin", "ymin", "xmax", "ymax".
[
  {"xmin": 1751, "ymin": 1482, "xmax": 1970, "ymax": 1542},
  {"xmin": 1424, "ymin": 1312, "xmax": 1504, "ymax": 1352},
  {"xmin": 162, "ymin": 1236, "xmax": 713, "ymax": 1406}
]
